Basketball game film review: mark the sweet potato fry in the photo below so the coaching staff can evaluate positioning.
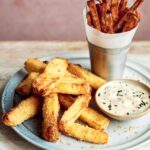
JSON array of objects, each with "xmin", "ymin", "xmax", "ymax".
[
  {"xmin": 25, "ymin": 58, "xmax": 46, "ymax": 73},
  {"xmin": 68, "ymin": 63, "xmax": 106, "ymax": 89},
  {"xmin": 87, "ymin": 0, "xmax": 101, "ymax": 30},
  {"xmin": 119, "ymin": 0, "xmax": 128, "ymax": 17},
  {"xmin": 97, "ymin": 3, "xmax": 107, "ymax": 32},
  {"xmin": 63, "ymin": 123, "xmax": 108, "ymax": 144},
  {"xmin": 32, "ymin": 58, "xmax": 68, "ymax": 96},
  {"xmin": 59, "ymin": 95, "xmax": 91, "ymax": 129},
  {"xmin": 86, "ymin": 12, "xmax": 93, "ymax": 27},
  {"xmin": 105, "ymin": 12, "xmax": 114, "ymax": 33},
  {"xmin": 114, "ymin": 0, "xmax": 144, "ymax": 32},
  {"xmin": 2, "ymin": 95, "xmax": 41, "ymax": 126},
  {"xmin": 16, "ymin": 72, "xmax": 39, "ymax": 96},
  {"xmin": 42, "ymin": 93, "xmax": 60, "ymax": 142},
  {"xmin": 59, "ymin": 94, "xmax": 110, "ymax": 130},
  {"xmin": 110, "ymin": 0, "xmax": 119, "ymax": 23},
  {"xmin": 122, "ymin": 13, "xmax": 139, "ymax": 32}
]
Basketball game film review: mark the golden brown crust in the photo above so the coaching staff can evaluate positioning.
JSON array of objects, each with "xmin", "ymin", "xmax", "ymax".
[
  {"xmin": 62, "ymin": 123, "xmax": 108, "ymax": 144},
  {"xmin": 59, "ymin": 94, "xmax": 109, "ymax": 130},
  {"xmin": 68, "ymin": 63, "xmax": 106, "ymax": 89},
  {"xmin": 42, "ymin": 93, "xmax": 60, "ymax": 142},
  {"xmin": 16, "ymin": 72, "xmax": 39, "ymax": 96},
  {"xmin": 59, "ymin": 95, "xmax": 91, "ymax": 128},
  {"xmin": 24, "ymin": 58, "xmax": 46, "ymax": 73},
  {"xmin": 32, "ymin": 58, "xmax": 68, "ymax": 96},
  {"xmin": 2, "ymin": 95, "xmax": 41, "ymax": 126}
]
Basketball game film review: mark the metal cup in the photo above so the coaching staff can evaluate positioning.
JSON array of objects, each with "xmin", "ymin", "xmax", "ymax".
[{"xmin": 88, "ymin": 41, "xmax": 130, "ymax": 80}]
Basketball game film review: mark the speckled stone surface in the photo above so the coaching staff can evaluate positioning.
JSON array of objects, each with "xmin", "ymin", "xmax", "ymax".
[{"xmin": 0, "ymin": 41, "xmax": 150, "ymax": 150}]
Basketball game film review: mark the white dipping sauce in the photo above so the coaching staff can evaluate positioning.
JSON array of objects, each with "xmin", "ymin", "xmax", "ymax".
[{"xmin": 97, "ymin": 80, "xmax": 150, "ymax": 116}]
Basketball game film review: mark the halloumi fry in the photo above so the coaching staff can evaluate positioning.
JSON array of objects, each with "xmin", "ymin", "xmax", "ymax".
[
  {"xmin": 87, "ymin": 0, "xmax": 101, "ymax": 30},
  {"xmin": 59, "ymin": 94, "xmax": 110, "ymax": 130},
  {"xmin": 110, "ymin": 0, "xmax": 119, "ymax": 24},
  {"xmin": 59, "ymin": 73, "xmax": 86, "ymax": 84},
  {"xmin": 59, "ymin": 95, "xmax": 91, "ymax": 129},
  {"xmin": 32, "ymin": 58, "xmax": 68, "ymax": 96},
  {"xmin": 42, "ymin": 93, "xmax": 60, "ymax": 142},
  {"xmin": 43, "ymin": 83, "xmax": 91, "ymax": 96},
  {"xmin": 64, "ymin": 123, "xmax": 108, "ymax": 144},
  {"xmin": 2, "ymin": 95, "xmax": 41, "ymax": 126},
  {"xmin": 68, "ymin": 63, "xmax": 106, "ymax": 89},
  {"xmin": 25, "ymin": 58, "xmax": 46, "ymax": 73},
  {"xmin": 16, "ymin": 72, "xmax": 39, "ymax": 96}
]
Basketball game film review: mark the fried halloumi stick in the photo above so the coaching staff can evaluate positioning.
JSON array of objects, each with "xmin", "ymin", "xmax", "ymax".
[
  {"xmin": 25, "ymin": 58, "xmax": 46, "ymax": 73},
  {"xmin": 32, "ymin": 58, "xmax": 68, "ymax": 96},
  {"xmin": 59, "ymin": 94, "xmax": 109, "ymax": 130},
  {"xmin": 42, "ymin": 93, "xmax": 60, "ymax": 142},
  {"xmin": 59, "ymin": 95, "xmax": 108, "ymax": 144},
  {"xmin": 16, "ymin": 72, "xmax": 39, "ymax": 96},
  {"xmin": 68, "ymin": 64, "xmax": 106, "ymax": 89},
  {"xmin": 64, "ymin": 123, "xmax": 108, "ymax": 144},
  {"xmin": 59, "ymin": 95, "xmax": 91, "ymax": 129},
  {"xmin": 2, "ymin": 95, "xmax": 41, "ymax": 126},
  {"xmin": 43, "ymin": 83, "xmax": 91, "ymax": 96},
  {"xmin": 87, "ymin": 0, "xmax": 101, "ymax": 30}
]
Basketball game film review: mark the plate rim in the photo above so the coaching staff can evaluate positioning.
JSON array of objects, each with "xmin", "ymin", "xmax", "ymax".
[{"xmin": 1, "ymin": 51, "xmax": 150, "ymax": 150}]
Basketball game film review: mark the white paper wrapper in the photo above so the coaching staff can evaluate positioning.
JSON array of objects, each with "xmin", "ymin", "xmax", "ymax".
[{"xmin": 83, "ymin": 8, "xmax": 138, "ymax": 49}]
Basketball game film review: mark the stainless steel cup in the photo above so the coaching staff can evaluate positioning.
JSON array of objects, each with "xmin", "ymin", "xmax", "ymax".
[{"xmin": 88, "ymin": 41, "xmax": 130, "ymax": 80}]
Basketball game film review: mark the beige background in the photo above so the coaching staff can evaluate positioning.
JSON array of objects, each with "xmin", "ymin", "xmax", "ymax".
[{"xmin": 0, "ymin": 0, "xmax": 149, "ymax": 41}]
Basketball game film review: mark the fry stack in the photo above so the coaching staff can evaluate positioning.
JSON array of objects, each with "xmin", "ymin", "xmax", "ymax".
[
  {"xmin": 86, "ymin": 0, "xmax": 144, "ymax": 33},
  {"xmin": 2, "ymin": 58, "xmax": 109, "ymax": 144}
]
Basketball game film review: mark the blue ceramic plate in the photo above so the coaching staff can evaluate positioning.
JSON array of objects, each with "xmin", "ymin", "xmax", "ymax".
[{"xmin": 1, "ymin": 51, "xmax": 150, "ymax": 150}]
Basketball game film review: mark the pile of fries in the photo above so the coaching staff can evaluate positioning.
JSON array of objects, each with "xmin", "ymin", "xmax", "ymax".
[
  {"xmin": 86, "ymin": 0, "xmax": 144, "ymax": 33},
  {"xmin": 2, "ymin": 58, "xmax": 110, "ymax": 144}
]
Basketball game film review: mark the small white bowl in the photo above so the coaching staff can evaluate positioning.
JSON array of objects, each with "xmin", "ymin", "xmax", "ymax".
[{"xmin": 95, "ymin": 79, "xmax": 150, "ymax": 120}]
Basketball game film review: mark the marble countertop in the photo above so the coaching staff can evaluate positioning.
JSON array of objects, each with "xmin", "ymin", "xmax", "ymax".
[{"xmin": 0, "ymin": 41, "xmax": 150, "ymax": 150}]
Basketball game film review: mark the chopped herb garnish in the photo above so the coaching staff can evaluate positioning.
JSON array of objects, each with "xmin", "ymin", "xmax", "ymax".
[
  {"xmin": 127, "ymin": 112, "xmax": 129, "ymax": 115},
  {"xmin": 98, "ymin": 93, "xmax": 101, "ymax": 97},
  {"xmin": 117, "ymin": 90, "xmax": 123, "ymax": 96},
  {"xmin": 135, "ymin": 92, "xmax": 144, "ymax": 98},
  {"xmin": 103, "ymin": 102, "xmax": 106, "ymax": 104},
  {"xmin": 114, "ymin": 105, "xmax": 118, "ymax": 107},
  {"xmin": 139, "ymin": 100, "xmax": 147, "ymax": 108},
  {"xmin": 108, "ymin": 104, "xmax": 112, "ymax": 110}
]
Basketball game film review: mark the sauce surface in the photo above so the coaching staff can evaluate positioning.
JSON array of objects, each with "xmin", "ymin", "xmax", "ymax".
[{"xmin": 97, "ymin": 80, "xmax": 150, "ymax": 116}]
